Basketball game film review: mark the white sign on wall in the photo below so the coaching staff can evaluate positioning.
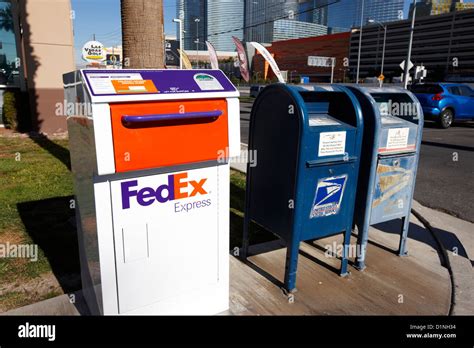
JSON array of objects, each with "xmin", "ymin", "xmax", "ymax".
[{"xmin": 308, "ymin": 56, "xmax": 335, "ymax": 68}]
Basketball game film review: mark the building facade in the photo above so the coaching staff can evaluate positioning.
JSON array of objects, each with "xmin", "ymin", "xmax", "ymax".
[
  {"xmin": 252, "ymin": 32, "xmax": 351, "ymax": 82},
  {"xmin": 273, "ymin": 19, "xmax": 328, "ymax": 41},
  {"xmin": 244, "ymin": 0, "xmax": 317, "ymax": 43},
  {"xmin": 207, "ymin": 0, "xmax": 244, "ymax": 51},
  {"xmin": 0, "ymin": 0, "xmax": 75, "ymax": 133},
  {"xmin": 348, "ymin": 9, "xmax": 474, "ymax": 81},
  {"xmin": 410, "ymin": 0, "xmax": 474, "ymax": 18},
  {"xmin": 176, "ymin": 0, "xmax": 208, "ymax": 51},
  {"xmin": 325, "ymin": 0, "xmax": 405, "ymax": 31}
]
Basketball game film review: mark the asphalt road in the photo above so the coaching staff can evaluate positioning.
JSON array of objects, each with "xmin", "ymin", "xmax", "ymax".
[{"xmin": 239, "ymin": 100, "xmax": 474, "ymax": 222}]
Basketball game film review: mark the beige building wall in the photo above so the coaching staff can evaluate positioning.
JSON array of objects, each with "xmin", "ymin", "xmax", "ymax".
[{"xmin": 13, "ymin": 0, "xmax": 75, "ymax": 134}]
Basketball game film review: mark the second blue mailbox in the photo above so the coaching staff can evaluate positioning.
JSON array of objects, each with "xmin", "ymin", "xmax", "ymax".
[
  {"xmin": 241, "ymin": 84, "xmax": 363, "ymax": 293},
  {"xmin": 347, "ymin": 86, "xmax": 424, "ymax": 271}
]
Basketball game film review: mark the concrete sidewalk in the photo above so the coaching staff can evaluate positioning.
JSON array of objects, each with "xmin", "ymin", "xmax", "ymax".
[
  {"xmin": 4, "ymin": 212, "xmax": 452, "ymax": 315},
  {"xmin": 2, "ymin": 145, "xmax": 471, "ymax": 315},
  {"xmin": 230, "ymin": 143, "xmax": 473, "ymax": 315}
]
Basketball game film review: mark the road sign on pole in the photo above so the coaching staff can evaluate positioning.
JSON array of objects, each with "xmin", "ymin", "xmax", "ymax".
[
  {"xmin": 400, "ymin": 60, "xmax": 414, "ymax": 72},
  {"xmin": 415, "ymin": 65, "xmax": 427, "ymax": 81}
]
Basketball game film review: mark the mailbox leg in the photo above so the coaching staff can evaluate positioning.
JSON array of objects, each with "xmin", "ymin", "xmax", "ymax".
[
  {"xmin": 355, "ymin": 224, "xmax": 369, "ymax": 271},
  {"xmin": 398, "ymin": 216, "xmax": 410, "ymax": 256},
  {"xmin": 241, "ymin": 214, "xmax": 250, "ymax": 260},
  {"xmin": 340, "ymin": 229, "xmax": 351, "ymax": 277},
  {"xmin": 284, "ymin": 242, "xmax": 300, "ymax": 293}
]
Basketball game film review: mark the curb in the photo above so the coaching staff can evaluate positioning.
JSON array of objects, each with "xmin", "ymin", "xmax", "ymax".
[
  {"xmin": 411, "ymin": 207, "xmax": 455, "ymax": 316},
  {"xmin": 411, "ymin": 205, "xmax": 474, "ymax": 316}
]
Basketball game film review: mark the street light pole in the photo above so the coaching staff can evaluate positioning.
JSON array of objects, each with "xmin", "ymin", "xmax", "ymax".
[
  {"xmin": 356, "ymin": 0, "xmax": 365, "ymax": 84},
  {"xmin": 173, "ymin": 18, "xmax": 183, "ymax": 69},
  {"xmin": 368, "ymin": 19, "xmax": 387, "ymax": 87},
  {"xmin": 195, "ymin": 18, "xmax": 200, "ymax": 69},
  {"xmin": 403, "ymin": 0, "xmax": 417, "ymax": 89}
]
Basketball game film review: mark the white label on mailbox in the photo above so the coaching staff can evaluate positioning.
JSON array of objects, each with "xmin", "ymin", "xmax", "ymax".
[
  {"xmin": 309, "ymin": 114, "xmax": 341, "ymax": 127},
  {"xmin": 87, "ymin": 73, "xmax": 143, "ymax": 95},
  {"xmin": 193, "ymin": 73, "xmax": 224, "ymax": 91},
  {"xmin": 318, "ymin": 131, "xmax": 346, "ymax": 157},
  {"xmin": 386, "ymin": 127, "xmax": 409, "ymax": 150}
]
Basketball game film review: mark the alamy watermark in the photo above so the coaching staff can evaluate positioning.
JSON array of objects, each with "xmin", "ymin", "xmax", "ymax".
[
  {"xmin": 55, "ymin": 99, "xmax": 93, "ymax": 117},
  {"xmin": 0, "ymin": 242, "xmax": 38, "ymax": 262},
  {"xmin": 324, "ymin": 241, "xmax": 362, "ymax": 259},
  {"xmin": 379, "ymin": 100, "xmax": 419, "ymax": 118},
  {"xmin": 217, "ymin": 147, "xmax": 257, "ymax": 168}
]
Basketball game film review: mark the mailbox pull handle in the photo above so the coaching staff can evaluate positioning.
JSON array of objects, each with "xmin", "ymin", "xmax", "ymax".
[
  {"xmin": 306, "ymin": 156, "xmax": 357, "ymax": 168},
  {"xmin": 121, "ymin": 110, "xmax": 222, "ymax": 124}
]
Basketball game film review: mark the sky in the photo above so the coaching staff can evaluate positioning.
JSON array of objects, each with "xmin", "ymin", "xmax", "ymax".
[
  {"xmin": 70, "ymin": 0, "xmax": 473, "ymax": 67},
  {"xmin": 71, "ymin": 0, "xmax": 177, "ymax": 66}
]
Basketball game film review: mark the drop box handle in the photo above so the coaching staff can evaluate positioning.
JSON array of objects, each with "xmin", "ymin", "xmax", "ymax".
[{"xmin": 122, "ymin": 110, "xmax": 222, "ymax": 124}]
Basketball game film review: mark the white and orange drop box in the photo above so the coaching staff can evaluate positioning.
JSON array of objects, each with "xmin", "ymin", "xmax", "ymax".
[{"xmin": 63, "ymin": 70, "xmax": 240, "ymax": 315}]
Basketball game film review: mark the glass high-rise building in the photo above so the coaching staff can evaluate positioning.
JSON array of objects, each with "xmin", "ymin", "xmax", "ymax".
[
  {"xmin": 176, "ymin": 0, "xmax": 244, "ymax": 51},
  {"xmin": 244, "ymin": 0, "xmax": 315, "ymax": 43},
  {"xmin": 273, "ymin": 19, "xmax": 328, "ymax": 41},
  {"xmin": 324, "ymin": 0, "xmax": 405, "ymax": 31},
  {"xmin": 176, "ymin": 0, "xmax": 208, "ymax": 50},
  {"xmin": 207, "ymin": 0, "xmax": 244, "ymax": 51}
]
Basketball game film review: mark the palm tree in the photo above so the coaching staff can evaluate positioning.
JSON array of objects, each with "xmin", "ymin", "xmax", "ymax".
[
  {"xmin": 0, "ymin": 3, "xmax": 13, "ymax": 32},
  {"xmin": 121, "ymin": 0, "xmax": 164, "ymax": 68}
]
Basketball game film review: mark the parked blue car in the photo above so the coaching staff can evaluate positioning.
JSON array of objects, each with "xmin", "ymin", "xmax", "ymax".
[{"xmin": 411, "ymin": 83, "xmax": 474, "ymax": 128}]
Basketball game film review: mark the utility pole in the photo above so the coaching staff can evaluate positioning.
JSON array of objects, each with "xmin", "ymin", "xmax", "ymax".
[
  {"xmin": 356, "ymin": 0, "xmax": 365, "ymax": 84},
  {"xmin": 403, "ymin": 0, "xmax": 417, "ymax": 89},
  {"xmin": 195, "ymin": 18, "xmax": 200, "ymax": 69},
  {"xmin": 368, "ymin": 19, "xmax": 387, "ymax": 87}
]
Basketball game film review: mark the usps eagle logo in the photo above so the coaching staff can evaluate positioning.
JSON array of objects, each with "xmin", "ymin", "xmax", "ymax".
[{"xmin": 310, "ymin": 175, "xmax": 348, "ymax": 219}]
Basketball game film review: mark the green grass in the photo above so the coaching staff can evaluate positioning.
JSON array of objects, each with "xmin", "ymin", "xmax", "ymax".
[
  {"xmin": 239, "ymin": 96, "xmax": 255, "ymax": 103},
  {"xmin": 0, "ymin": 134, "xmax": 271, "ymax": 310},
  {"xmin": 0, "ymin": 136, "xmax": 78, "ymax": 309}
]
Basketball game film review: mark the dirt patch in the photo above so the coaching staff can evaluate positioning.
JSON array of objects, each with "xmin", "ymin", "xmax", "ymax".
[{"xmin": 0, "ymin": 272, "xmax": 65, "ymax": 313}]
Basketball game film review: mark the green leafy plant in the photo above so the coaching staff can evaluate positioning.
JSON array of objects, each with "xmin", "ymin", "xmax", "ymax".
[{"xmin": 2, "ymin": 90, "xmax": 18, "ymax": 130}]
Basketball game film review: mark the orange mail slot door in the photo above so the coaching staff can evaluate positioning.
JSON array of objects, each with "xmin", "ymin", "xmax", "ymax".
[{"xmin": 110, "ymin": 99, "xmax": 229, "ymax": 172}]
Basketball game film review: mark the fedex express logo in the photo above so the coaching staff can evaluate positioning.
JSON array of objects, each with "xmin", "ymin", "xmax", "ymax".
[{"xmin": 121, "ymin": 172, "xmax": 209, "ymax": 210}]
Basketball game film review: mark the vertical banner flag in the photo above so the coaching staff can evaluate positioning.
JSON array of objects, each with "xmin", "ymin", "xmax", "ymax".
[
  {"xmin": 206, "ymin": 41, "xmax": 219, "ymax": 70},
  {"xmin": 250, "ymin": 42, "xmax": 285, "ymax": 83},
  {"xmin": 263, "ymin": 53, "xmax": 274, "ymax": 80},
  {"xmin": 178, "ymin": 49, "xmax": 193, "ymax": 69},
  {"xmin": 232, "ymin": 36, "xmax": 250, "ymax": 82}
]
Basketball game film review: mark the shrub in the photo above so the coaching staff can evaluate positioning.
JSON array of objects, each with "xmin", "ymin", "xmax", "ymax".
[
  {"xmin": 2, "ymin": 90, "xmax": 17, "ymax": 130},
  {"xmin": 2, "ymin": 89, "xmax": 31, "ymax": 132}
]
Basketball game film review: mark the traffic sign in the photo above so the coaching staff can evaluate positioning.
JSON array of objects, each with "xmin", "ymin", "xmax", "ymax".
[{"xmin": 400, "ymin": 60, "xmax": 414, "ymax": 71}]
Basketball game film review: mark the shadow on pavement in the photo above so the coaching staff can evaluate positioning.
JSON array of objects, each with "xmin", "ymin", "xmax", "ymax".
[
  {"xmin": 17, "ymin": 196, "xmax": 83, "ymax": 312},
  {"xmin": 373, "ymin": 218, "xmax": 469, "ymax": 263},
  {"xmin": 29, "ymin": 134, "xmax": 71, "ymax": 170}
]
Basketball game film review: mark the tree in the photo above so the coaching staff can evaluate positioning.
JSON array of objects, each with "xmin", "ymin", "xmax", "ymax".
[
  {"xmin": 0, "ymin": 3, "xmax": 13, "ymax": 32},
  {"xmin": 121, "ymin": 0, "xmax": 164, "ymax": 68}
]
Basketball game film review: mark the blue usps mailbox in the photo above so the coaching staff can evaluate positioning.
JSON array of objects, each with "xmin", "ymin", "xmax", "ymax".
[
  {"xmin": 241, "ymin": 84, "xmax": 364, "ymax": 293},
  {"xmin": 346, "ymin": 86, "xmax": 424, "ymax": 270}
]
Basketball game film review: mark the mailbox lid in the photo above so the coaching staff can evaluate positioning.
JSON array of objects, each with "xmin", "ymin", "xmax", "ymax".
[
  {"xmin": 371, "ymin": 92, "xmax": 420, "ymax": 154},
  {"xmin": 110, "ymin": 99, "xmax": 229, "ymax": 172},
  {"xmin": 306, "ymin": 117, "xmax": 358, "ymax": 160},
  {"xmin": 377, "ymin": 119, "xmax": 418, "ymax": 154}
]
